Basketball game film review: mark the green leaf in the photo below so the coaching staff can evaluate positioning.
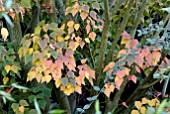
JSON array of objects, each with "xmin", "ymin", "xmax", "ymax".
[
  {"xmin": 83, "ymin": 104, "xmax": 91, "ymax": 110},
  {"xmin": 48, "ymin": 109, "xmax": 66, "ymax": 114},
  {"xmin": 19, "ymin": 100, "xmax": 29, "ymax": 106},
  {"xmin": 42, "ymin": 88, "xmax": 51, "ymax": 97},
  {"xmin": 11, "ymin": 103, "xmax": 19, "ymax": 112},
  {"xmin": 38, "ymin": 99, "xmax": 46, "ymax": 109},
  {"xmin": 12, "ymin": 83, "xmax": 29, "ymax": 90},
  {"xmin": 20, "ymin": 0, "xmax": 31, "ymax": 8},
  {"xmin": 34, "ymin": 97, "xmax": 42, "ymax": 114}
]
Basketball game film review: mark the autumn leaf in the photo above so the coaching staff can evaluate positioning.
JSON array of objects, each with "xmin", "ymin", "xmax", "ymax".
[
  {"xmin": 131, "ymin": 110, "xmax": 139, "ymax": 114},
  {"xmin": 114, "ymin": 76, "xmax": 124, "ymax": 90},
  {"xmin": 19, "ymin": 106, "xmax": 24, "ymax": 113},
  {"xmin": 41, "ymin": 75, "xmax": 52, "ymax": 83},
  {"xmin": 89, "ymin": 32, "xmax": 96, "ymax": 41},
  {"xmin": 104, "ymin": 83, "xmax": 115, "ymax": 97},
  {"xmin": 5, "ymin": 64, "xmax": 11, "ymax": 73},
  {"xmin": 103, "ymin": 62, "xmax": 115, "ymax": 72},
  {"xmin": 140, "ymin": 106, "xmax": 146, "ymax": 114},
  {"xmin": 148, "ymin": 99, "xmax": 156, "ymax": 107},
  {"xmin": 74, "ymin": 24, "xmax": 80, "ymax": 31},
  {"xmin": 1, "ymin": 27, "xmax": 9, "ymax": 41},
  {"xmin": 90, "ymin": 11, "xmax": 97, "ymax": 20},
  {"xmin": 85, "ymin": 38, "xmax": 90, "ymax": 43},
  {"xmin": 81, "ymin": 59, "xmax": 87, "ymax": 64},
  {"xmin": 80, "ymin": 12, "xmax": 88, "ymax": 20},
  {"xmin": 134, "ymin": 101, "xmax": 142, "ymax": 109},
  {"xmin": 127, "ymin": 75, "xmax": 137, "ymax": 83},
  {"xmin": 75, "ymin": 84, "xmax": 82, "ymax": 94},
  {"xmin": 55, "ymin": 79, "xmax": 62, "ymax": 88},
  {"xmin": 86, "ymin": 24, "xmax": 91, "ymax": 34},
  {"xmin": 141, "ymin": 97, "xmax": 148, "ymax": 104},
  {"xmin": 3, "ymin": 76, "xmax": 9, "ymax": 85},
  {"xmin": 67, "ymin": 21, "xmax": 74, "ymax": 27}
]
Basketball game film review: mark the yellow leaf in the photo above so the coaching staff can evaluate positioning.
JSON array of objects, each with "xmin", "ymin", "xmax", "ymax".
[
  {"xmin": 142, "ymin": 97, "xmax": 148, "ymax": 104},
  {"xmin": 3, "ymin": 76, "xmax": 9, "ymax": 85},
  {"xmin": 57, "ymin": 36, "xmax": 64, "ymax": 42},
  {"xmin": 135, "ymin": 101, "xmax": 142, "ymax": 110},
  {"xmin": 41, "ymin": 75, "xmax": 52, "ymax": 83},
  {"xmin": 64, "ymin": 35, "xmax": 70, "ymax": 40},
  {"xmin": 61, "ymin": 24, "xmax": 65, "ymax": 30},
  {"xmin": 121, "ymin": 38, "xmax": 130, "ymax": 45},
  {"xmin": 85, "ymin": 72, "xmax": 89, "ymax": 79},
  {"xmin": 67, "ymin": 21, "xmax": 74, "ymax": 27},
  {"xmin": 140, "ymin": 106, "xmax": 146, "ymax": 114},
  {"xmin": 74, "ymin": 24, "xmax": 80, "ymax": 31},
  {"xmin": 19, "ymin": 106, "xmax": 24, "ymax": 113},
  {"xmin": 85, "ymin": 38, "xmax": 90, "ymax": 43},
  {"xmin": 11, "ymin": 65, "xmax": 18, "ymax": 73},
  {"xmin": 27, "ymin": 71, "xmax": 36, "ymax": 82},
  {"xmin": 81, "ymin": 59, "xmax": 87, "ymax": 64},
  {"xmin": 5, "ymin": 64, "xmax": 11, "ymax": 73},
  {"xmin": 131, "ymin": 110, "xmax": 139, "ymax": 114},
  {"xmin": 148, "ymin": 99, "xmax": 156, "ymax": 107},
  {"xmin": 1, "ymin": 27, "xmax": 9, "ymax": 41},
  {"xmin": 55, "ymin": 79, "xmax": 62, "ymax": 88}
]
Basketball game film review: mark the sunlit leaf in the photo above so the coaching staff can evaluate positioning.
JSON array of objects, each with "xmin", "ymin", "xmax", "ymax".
[
  {"xmin": 3, "ymin": 76, "xmax": 9, "ymax": 85},
  {"xmin": 89, "ymin": 32, "xmax": 96, "ymax": 41},
  {"xmin": 1, "ymin": 27, "xmax": 9, "ymax": 42},
  {"xmin": 134, "ymin": 101, "xmax": 142, "ymax": 110},
  {"xmin": 4, "ymin": 64, "xmax": 11, "ymax": 73}
]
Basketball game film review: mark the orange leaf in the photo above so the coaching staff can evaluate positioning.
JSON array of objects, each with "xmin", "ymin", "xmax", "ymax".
[
  {"xmin": 89, "ymin": 32, "xmax": 96, "ymax": 41},
  {"xmin": 114, "ymin": 76, "xmax": 124, "ymax": 90},
  {"xmin": 141, "ymin": 97, "xmax": 148, "ymax": 104},
  {"xmin": 19, "ymin": 106, "xmax": 24, "ymax": 113},
  {"xmin": 104, "ymin": 83, "xmax": 115, "ymax": 97},
  {"xmin": 103, "ymin": 62, "xmax": 115, "ymax": 72},
  {"xmin": 67, "ymin": 21, "xmax": 74, "ymax": 27}
]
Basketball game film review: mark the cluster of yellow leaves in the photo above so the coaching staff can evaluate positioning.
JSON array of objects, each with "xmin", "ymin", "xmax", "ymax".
[{"xmin": 131, "ymin": 98, "xmax": 160, "ymax": 114}]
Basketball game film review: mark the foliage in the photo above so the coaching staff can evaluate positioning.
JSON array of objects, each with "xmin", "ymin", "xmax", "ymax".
[{"xmin": 0, "ymin": 0, "xmax": 170, "ymax": 114}]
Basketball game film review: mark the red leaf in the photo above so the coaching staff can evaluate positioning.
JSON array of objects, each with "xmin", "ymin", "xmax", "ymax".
[{"xmin": 127, "ymin": 75, "xmax": 137, "ymax": 84}]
